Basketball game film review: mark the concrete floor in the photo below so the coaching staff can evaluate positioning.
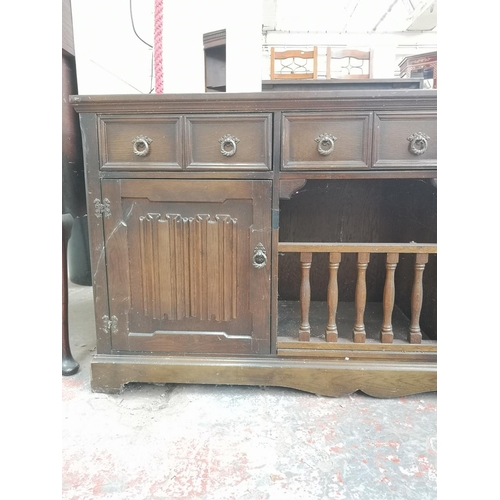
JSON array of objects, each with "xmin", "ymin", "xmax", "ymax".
[{"xmin": 62, "ymin": 281, "xmax": 437, "ymax": 500}]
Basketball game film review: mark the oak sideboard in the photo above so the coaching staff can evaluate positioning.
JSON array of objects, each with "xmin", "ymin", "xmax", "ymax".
[{"xmin": 70, "ymin": 90, "xmax": 437, "ymax": 397}]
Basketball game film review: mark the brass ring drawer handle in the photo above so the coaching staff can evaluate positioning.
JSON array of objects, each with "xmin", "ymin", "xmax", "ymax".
[
  {"xmin": 407, "ymin": 132, "xmax": 430, "ymax": 156},
  {"xmin": 252, "ymin": 243, "xmax": 267, "ymax": 269},
  {"xmin": 132, "ymin": 135, "xmax": 152, "ymax": 157},
  {"xmin": 219, "ymin": 134, "xmax": 240, "ymax": 157},
  {"xmin": 315, "ymin": 133, "xmax": 337, "ymax": 156}
]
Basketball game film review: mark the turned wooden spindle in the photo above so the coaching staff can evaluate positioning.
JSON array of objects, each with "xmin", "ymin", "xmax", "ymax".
[
  {"xmin": 353, "ymin": 252, "xmax": 370, "ymax": 343},
  {"xmin": 380, "ymin": 253, "xmax": 399, "ymax": 343},
  {"xmin": 408, "ymin": 253, "xmax": 428, "ymax": 344},
  {"xmin": 325, "ymin": 252, "xmax": 341, "ymax": 342},
  {"xmin": 299, "ymin": 252, "xmax": 312, "ymax": 341}
]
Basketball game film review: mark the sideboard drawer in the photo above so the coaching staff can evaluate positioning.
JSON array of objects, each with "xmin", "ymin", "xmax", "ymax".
[
  {"xmin": 98, "ymin": 115, "xmax": 183, "ymax": 170},
  {"xmin": 281, "ymin": 112, "xmax": 372, "ymax": 170},
  {"xmin": 185, "ymin": 114, "xmax": 272, "ymax": 170},
  {"xmin": 373, "ymin": 112, "xmax": 437, "ymax": 169}
]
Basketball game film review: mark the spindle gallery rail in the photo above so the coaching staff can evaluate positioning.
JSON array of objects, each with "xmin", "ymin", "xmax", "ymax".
[{"xmin": 277, "ymin": 242, "xmax": 437, "ymax": 346}]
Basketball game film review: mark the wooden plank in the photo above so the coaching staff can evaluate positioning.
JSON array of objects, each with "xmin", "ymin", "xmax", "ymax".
[
  {"xmin": 277, "ymin": 337, "xmax": 437, "ymax": 352},
  {"xmin": 278, "ymin": 242, "xmax": 437, "ymax": 253},
  {"xmin": 91, "ymin": 354, "xmax": 437, "ymax": 398},
  {"xmin": 277, "ymin": 349, "xmax": 436, "ymax": 362},
  {"xmin": 70, "ymin": 90, "xmax": 437, "ymax": 115}
]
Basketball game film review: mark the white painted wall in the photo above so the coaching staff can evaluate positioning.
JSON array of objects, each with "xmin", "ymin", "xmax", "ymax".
[
  {"xmin": 71, "ymin": 0, "xmax": 154, "ymax": 95},
  {"xmin": 161, "ymin": 0, "xmax": 263, "ymax": 93},
  {"xmin": 72, "ymin": 0, "xmax": 262, "ymax": 94}
]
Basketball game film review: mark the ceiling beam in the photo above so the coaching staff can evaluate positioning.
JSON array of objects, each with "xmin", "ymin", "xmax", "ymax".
[{"xmin": 407, "ymin": 1, "xmax": 437, "ymax": 31}]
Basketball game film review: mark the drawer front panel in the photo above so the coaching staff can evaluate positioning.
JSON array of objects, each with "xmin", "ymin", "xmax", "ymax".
[
  {"xmin": 185, "ymin": 114, "xmax": 272, "ymax": 170},
  {"xmin": 99, "ymin": 115, "xmax": 182, "ymax": 170},
  {"xmin": 282, "ymin": 112, "xmax": 372, "ymax": 170},
  {"xmin": 373, "ymin": 112, "xmax": 437, "ymax": 169}
]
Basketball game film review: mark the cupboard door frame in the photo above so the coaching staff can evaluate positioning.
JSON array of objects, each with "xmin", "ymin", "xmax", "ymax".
[{"xmin": 101, "ymin": 178, "xmax": 272, "ymax": 356}]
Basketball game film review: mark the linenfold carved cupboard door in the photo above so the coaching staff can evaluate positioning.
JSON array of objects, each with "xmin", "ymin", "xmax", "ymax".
[{"xmin": 100, "ymin": 179, "xmax": 272, "ymax": 355}]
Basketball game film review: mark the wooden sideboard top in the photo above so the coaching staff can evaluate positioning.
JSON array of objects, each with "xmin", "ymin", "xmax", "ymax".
[{"xmin": 70, "ymin": 89, "xmax": 437, "ymax": 114}]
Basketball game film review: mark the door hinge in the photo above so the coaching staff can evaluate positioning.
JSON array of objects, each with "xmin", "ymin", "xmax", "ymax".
[
  {"xmin": 102, "ymin": 315, "xmax": 118, "ymax": 335},
  {"xmin": 94, "ymin": 198, "xmax": 111, "ymax": 218}
]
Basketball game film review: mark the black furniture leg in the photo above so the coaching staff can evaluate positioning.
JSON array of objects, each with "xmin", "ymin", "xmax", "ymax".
[{"xmin": 62, "ymin": 214, "xmax": 79, "ymax": 376}]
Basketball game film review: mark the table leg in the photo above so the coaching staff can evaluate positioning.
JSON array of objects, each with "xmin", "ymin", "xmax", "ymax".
[{"xmin": 62, "ymin": 214, "xmax": 79, "ymax": 376}]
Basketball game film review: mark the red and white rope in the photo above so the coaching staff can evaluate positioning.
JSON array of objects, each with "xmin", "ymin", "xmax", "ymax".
[{"xmin": 153, "ymin": 0, "xmax": 163, "ymax": 93}]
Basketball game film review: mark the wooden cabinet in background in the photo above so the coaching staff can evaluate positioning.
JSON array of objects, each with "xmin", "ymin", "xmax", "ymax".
[
  {"xmin": 399, "ymin": 51, "xmax": 437, "ymax": 89},
  {"xmin": 203, "ymin": 29, "xmax": 226, "ymax": 92}
]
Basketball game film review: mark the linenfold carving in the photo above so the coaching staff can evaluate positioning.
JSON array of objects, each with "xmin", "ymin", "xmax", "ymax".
[{"xmin": 139, "ymin": 213, "xmax": 238, "ymax": 322}]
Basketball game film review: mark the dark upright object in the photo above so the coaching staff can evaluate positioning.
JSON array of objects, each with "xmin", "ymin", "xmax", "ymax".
[
  {"xmin": 62, "ymin": 0, "xmax": 90, "ymax": 284},
  {"xmin": 203, "ymin": 29, "xmax": 226, "ymax": 92},
  {"xmin": 62, "ymin": 0, "xmax": 85, "ymax": 376},
  {"xmin": 62, "ymin": 214, "xmax": 79, "ymax": 375}
]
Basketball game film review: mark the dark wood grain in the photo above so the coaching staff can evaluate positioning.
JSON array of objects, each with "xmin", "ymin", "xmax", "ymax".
[
  {"xmin": 281, "ymin": 112, "xmax": 372, "ymax": 170},
  {"xmin": 325, "ymin": 253, "xmax": 341, "ymax": 342},
  {"xmin": 98, "ymin": 115, "xmax": 183, "ymax": 170},
  {"xmin": 101, "ymin": 179, "xmax": 272, "ymax": 355},
  {"xmin": 380, "ymin": 253, "xmax": 399, "ymax": 343},
  {"xmin": 91, "ymin": 354, "xmax": 437, "ymax": 398},
  {"xmin": 72, "ymin": 90, "xmax": 437, "ymax": 397},
  {"xmin": 185, "ymin": 114, "xmax": 272, "ymax": 170},
  {"xmin": 70, "ymin": 90, "xmax": 437, "ymax": 114},
  {"xmin": 373, "ymin": 111, "xmax": 437, "ymax": 169},
  {"xmin": 80, "ymin": 113, "xmax": 112, "ymax": 354},
  {"xmin": 353, "ymin": 253, "xmax": 370, "ymax": 342}
]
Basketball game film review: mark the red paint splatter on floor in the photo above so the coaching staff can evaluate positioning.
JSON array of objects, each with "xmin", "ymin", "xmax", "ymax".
[
  {"xmin": 92, "ymin": 476, "xmax": 104, "ymax": 496},
  {"xmin": 126, "ymin": 475, "xmax": 146, "ymax": 489},
  {"xmin": 62, "ymin": 379, "xmax": 84, "ymax": 401},
  {"xmin": 155, "ymin": 438, "xmax": 251, "ymax": 498},
  {"xmin": 373, "ymin": 440, "xmax": 400, "ymax": 450},
  {"xmin": 64, "ymin": 379, "xmax": 84, "ymax": 387},
  {"xmin": 330, "ymin": 445, "xmax": 344, "ymax": 453}
]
